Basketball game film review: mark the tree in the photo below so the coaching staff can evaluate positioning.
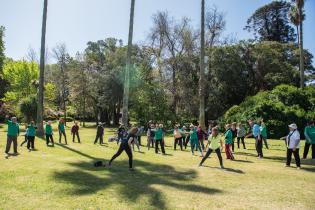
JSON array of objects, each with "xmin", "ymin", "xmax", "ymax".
[
  {"xmin": 37, "ymin": 0, "xmax": 48, "ymax": 136},
  {"xmin": 19, "ymin": 94, "xmax": 38, "ymax": 122},
  {"xmin": 0, "ymin": 26, "xmax": 9, "ymax": 100},
  {"xmin": 199, "ymin": 0, "xmax": 206, "ymax": 129},
  {"xmin": 291, "ymin": 0, "xmax": 305, "ymax": 88},
  {"xmin": 245, "ymin": 0, "xmax": 296, "ymax": 43},
  {"xmin": 122, "ymin": 0, "xmax": 136, "ymax": 127}
]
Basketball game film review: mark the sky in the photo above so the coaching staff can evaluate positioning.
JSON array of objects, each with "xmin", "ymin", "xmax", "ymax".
[{"xmin": 1, "ymin": 0, "xmax": 314, "ymax": 63}]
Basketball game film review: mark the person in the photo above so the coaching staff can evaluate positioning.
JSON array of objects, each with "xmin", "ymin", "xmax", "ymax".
[
  {"xmin": 108, "ymin": 127, "xmax": 138, "ymax": 171},
  {"xmin": 58, "ymin": 118, "xmax": 67, "ymax": 144},
  {"xmin": 132, "ymin": 126, "xmax": 142, "ymax": 152},
  {"xmin": 187, "ymin": 124, "xmax": 203, "ymax": 157},
  {"xmin": 237, "ymin": 123, "xmax": 246, "ymax": 149},
  {"xmin": 183, "ymin": 126, "xmax": 191, "ymax": 149},
  {"xmin": 20, "ymin": 127, "xmax": 29, "ymax": 147},
  {"xmin": 197, "ymin": 125, "xmax": 207, "ymax": 151},
  {"xmin": 248, "ymin": 120, "xmax": 263, "ymax": 159},
  {"xmin": 117, "ymin": 124, "xmax": 127, "ymax": 144},
  {"xmin": 173, "ymin": 125, "xmax": 183, "ymax": 151},
  {"xmin": 224, "ymin": 124, "xmax": 234, "ymax": 160},
  {"xmin": 153, "ymin": 124, "xmax": 165, "ymax": 155},
  {"xmin": 281, "ymin": 123, "xmax": 301, "ymax": 169},
  {"xmin": 180, "ymin": 126, "xmax": 187, "ymax": 149},
  {"xmin": 199, "ymin": 127, "xmax": 224, "ymax": 168},
  {"xmin": 136, "ymin": 126, "xmax": 144, "ymax": 146},
  {"xmin": 27, "ymin": 121, "xmax": 37, "ymax": 151},
  {"xmin": 231, "ymin": 122, "xmax": 237, "ymax": 152},
  {"xmin": 260, "ymin": 119, "xmax": 269, "ymax": 149},
  {"xmin": 5, "ymin": 115, "xmax": 20, "ymax": 155},
  {"xmin": 71, "ymin": 121, "xmax": 80, "ymax": 143},
  {"xmin": 94, "ymin": 123, "xmax": 104, "ymax": 144},
  {"xmin": 45, "ymin": 121, "xmax": 54, "ymax": 146},
  {"xmin": 147, "ymin": 124, "xmax": 155, "ymax": 150},
  {"xmin": 303, "ymin": 121, "xmax": 315, "ymax": 159}
]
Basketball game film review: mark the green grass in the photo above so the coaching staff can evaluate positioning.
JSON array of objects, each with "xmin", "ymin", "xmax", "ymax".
[{"xmin": 0, "ymin": 122, "xmax": 314, "ymax": 210}]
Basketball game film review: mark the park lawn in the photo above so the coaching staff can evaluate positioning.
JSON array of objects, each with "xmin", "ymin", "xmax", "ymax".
[{"xmin": 0, "ymin": 122, "xmax": 314, "ymax": 210}]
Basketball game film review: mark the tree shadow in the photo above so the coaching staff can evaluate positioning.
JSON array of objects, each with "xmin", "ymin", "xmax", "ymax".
[
  {"xmin": 200, "ymin": 165, "xmax": 244, "ymax": 174},
  {"xmin": 233, "ymin": 159, "xmax": 253, "ymax": 163},
  {"xmin": 51, "ymin": 145, "xmax": 222, "ymax": 209}
]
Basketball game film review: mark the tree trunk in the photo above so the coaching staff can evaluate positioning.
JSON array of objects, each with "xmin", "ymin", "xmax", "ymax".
[
  {"xmin": 122, "ymin": 0, "xmax": 135, "ymax": 127},
  {"xmin": 299, "ymin": 7, "xmax": 304, "ymax": 88},
  {"xmin": 36, "ymin": 0, "xmax": 48, "ymax": 136},
  {"xmin": 199, "ymin": 0, "xmax": 206, "ymax": 129}
]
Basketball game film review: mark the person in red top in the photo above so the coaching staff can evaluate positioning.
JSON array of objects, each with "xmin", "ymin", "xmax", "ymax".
[
  {"xmin": 71, "ymin": 121, "xmax": 80, "ymax": 143},
  {"xmin": 197, "ymin": 125, "xmax": 207, "ymax": 150}
]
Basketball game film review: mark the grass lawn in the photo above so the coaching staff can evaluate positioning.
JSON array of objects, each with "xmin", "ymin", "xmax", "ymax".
[{"xmin": 0, "ymin": 122, "xmax": 314, "ymax": 210}]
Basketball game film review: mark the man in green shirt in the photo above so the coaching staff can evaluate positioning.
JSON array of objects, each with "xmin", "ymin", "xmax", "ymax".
[
  {"xmin": 199, "ymin": 127, "xmax": 224, "ymax": 168},
  {"xmin": 5, "ymin": 115, "xmax": 20, "ymax": 155},
  {"xmin": 45, "ymin": 121, "xmax": 54, "ymax": 146},
  {"xmin": 303, "ymin": 121, "xmax": 315, "ymax": 159},
  {"xmin": 58, "ymin": 118, "xmax": 67, "ymax": 145},
  {"xmin": 27, "ymin": 121, "xmax": 37, "ymax": 150},
  {"xmin": 152, "ymin": 124, "xmax": 165, "ymax": 155}
]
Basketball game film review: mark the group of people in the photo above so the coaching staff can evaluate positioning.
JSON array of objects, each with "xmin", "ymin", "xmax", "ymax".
[{"xmin": 3, "ymin": 114, "xmax": 315, "ymax": 171}]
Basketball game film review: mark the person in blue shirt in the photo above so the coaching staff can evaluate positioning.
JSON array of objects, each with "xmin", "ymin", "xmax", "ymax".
[
  {"xmin": 247, "ymin": 120, "xmax": 263, "ymax": 158},
  {"xmin": 108, "ymin": 127, "xmax": 138, "ymax": 171}
]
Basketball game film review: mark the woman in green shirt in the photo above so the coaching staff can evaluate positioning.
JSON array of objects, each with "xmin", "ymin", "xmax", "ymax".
[
  {"xmin": 45, "ymin": 121, "xmax": 54, "ymax": 146},
  {"xmin": 224, "ymin": 124, "xmax": 234, "ymax": 160},
  {"xmin": 260, "ymin": 120, "xmax": 269, "ymax": 149},
  {"xmin": 27, "ymin": 121, "xmax": 37, "ymax": 150},
  {"xmin": 199, "ymin": 127, "xmax": 224, "ymax": 168},
  {"xmin": 58, "ymin": 118, "xmax": 67, "ymax": 145},
  {"xmin": 152, "ymin": 124, "xmax": 165, "ymax": 155},
  {"xmin": 187, "ymin": 125, "xmax": 203, "ymax": 157}
]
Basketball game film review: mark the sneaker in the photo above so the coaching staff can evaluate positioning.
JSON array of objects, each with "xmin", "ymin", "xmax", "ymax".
[{"xmin": 297, "ymin": 167, "xmax": 301, "ymax": 170}]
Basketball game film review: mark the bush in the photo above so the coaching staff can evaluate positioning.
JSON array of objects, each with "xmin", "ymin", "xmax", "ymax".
[{"xmin": 222, "ymin": 85, "xmax": 315, "ymax": 138}]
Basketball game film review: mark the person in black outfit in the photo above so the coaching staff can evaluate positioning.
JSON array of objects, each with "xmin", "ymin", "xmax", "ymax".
[
  {"xmin": 231, "ymin": 122, "xmax": 237, "ymax": 152},
  {"xmin": 108, "ymin": 127, "xmax": 138, "ymax": 171},
  {"xmin": 94, "ymin": 123, "xmax": 104, "ymax": 144}
]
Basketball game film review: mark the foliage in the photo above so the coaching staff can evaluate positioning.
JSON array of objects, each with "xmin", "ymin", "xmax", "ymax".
[
  {"xmin": 19, "ymin": 94, "xmax": 37, "ymax": 122},
  {"xmin": 0, "ymin": 26, "xmax": 9, "ymax": 99},
  {"xmin": 223, "ymin": 85, "xmax": 315, "ymax": 138}
]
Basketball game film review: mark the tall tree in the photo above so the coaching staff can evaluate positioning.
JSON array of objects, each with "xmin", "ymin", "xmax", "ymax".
[
  {"xmin": 36, "ymin": 0, "xmax": 48, "ymax": 136},
  {"xmin": 122, "ymin": 0, "xmax": 136, "ymax": 127},
  {"xmin": 245, "ymin": 0, "xmax": 296, "ymax": 43},
  {"xmin": 0, "ymin": 26, "xmax": 9, "ymax": 100},
  {"xmin": 292, "ymin": 0, "xmax": 305, "ymax": 88},
  {"xmin": 199, "ymin": 0, "xmax": 206, "ymax": 129}
]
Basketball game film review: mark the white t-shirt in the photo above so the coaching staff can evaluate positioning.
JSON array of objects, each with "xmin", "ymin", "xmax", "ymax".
[{"xmin": 286, "ymin": 130, "xmax": 300, "ymax": 149}]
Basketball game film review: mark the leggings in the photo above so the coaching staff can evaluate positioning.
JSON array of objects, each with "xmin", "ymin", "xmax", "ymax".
[
  {"xmin": 59, "ymin": 130, "xmax": 67, "ymax": 144},
  {"xmin": 191, "ymin": 139, "xmax": 202, "ymax": 155},
  {"xmin": 225, "ymin": 144, "xmax": 234, "ymax": 160},
  {"xmin": 237, "ymin": 137, "xmax": 246, "ymax": 149},
  {"xmin": 27, "ymin": 136, "xmax": 35, "ymax": 149},
  {"xmin": 174, "ymin": 137, "xmax": 183, "ymax": 150},
  {"xmin": 109, "ymin": 143, "xmax": 133, "ymax": 168},
  {"xmin": 72, "ymin": 132, "xmax": 80, "ymax": 143},
  {"xmin": 286, "ymin": 148, "xmax": 301, "ymax": 167},
  {"xmin": 255, "ymin": 137, "xmax": 263, "ymax": 158},
  {"xmin": 46, "ymin": 134, "xmax": 54, "ymax": 145},
  {"xmin": 20, "ymin": 136, "xmax": 28, "ymax": 146},
  {"xmin": 232, "ymin": 138, "xmax": 235, "ymax": 152},
  {"xmin": 200, "ymin": 148, "xmax": 223, "ymax": 167},
  {"xmin": 262, "ymin": 137, "xmax": 269, "ymax": 149},
  {"xmin": 303, "ymin": 143, "xmax": 315, "ymax": 159}
]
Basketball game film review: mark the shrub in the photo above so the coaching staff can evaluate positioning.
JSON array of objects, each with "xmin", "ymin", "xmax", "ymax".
[{"xmin": 19, "ymin": 94, "xmax": 37, "ymax": 123}]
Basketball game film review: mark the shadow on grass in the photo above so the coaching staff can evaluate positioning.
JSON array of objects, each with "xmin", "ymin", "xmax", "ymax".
[
  {"xmin": 200, "ymin": 165, "xmax": 244, "ymax": 174},
  {"xmin": 52, "ymin": 146, "xmax": 222, "ymax": 209}
]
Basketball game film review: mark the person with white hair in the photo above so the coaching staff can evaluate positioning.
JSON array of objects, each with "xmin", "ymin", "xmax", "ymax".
[
  {"xmin": 4, "ymin": 115, "xmax": 20, "ymax": 155},
  {"xmin": 281, "ymin": 123, "xmax": 301, "ymax": 169}
]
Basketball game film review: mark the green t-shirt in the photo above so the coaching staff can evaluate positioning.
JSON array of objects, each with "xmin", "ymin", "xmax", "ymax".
[
  {"xmin": 45, "ymin": 124, "xmax": 53, "ymax": 135},
  {"xmin": 224, "ymin": 129, "xmax": 233, "ymax": 145},
  {"xmin": 208, "ymin": 135, "xmax": 221, "ymax": 150},
  {"xmin": 154, "ymin": 128, "xmax": 163, "ymax": 140},
  {"xmin": 58, "ymin": 122, "xmax": 65, "ymax": 132},
  {"xmin": 27, "ymin": 125, "xmax": 37, "ymax": 137},
  {"xmin": 189, "ymin": 128, "xmax": 198, "ymax": 141},
  {"xmin": 305, "ymin": 126, "xmax": 315, "ymax": 144},
  {"xmin": 260, "ymin": 126, "xmax": 267, "ymax": 138},
  {"xmin": 6, "ymin": 120, "xmax": 20, "ymax": 137}
]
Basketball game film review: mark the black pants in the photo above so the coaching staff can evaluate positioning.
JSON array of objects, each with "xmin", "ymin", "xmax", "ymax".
[
  {"xmin": 46, "ymin": 134, "xmax": 54, "ymax": 146},
  {"xmin": 72, "ymin": 132, "xmax": 80, "ymax": 143},
  {"xmin": 286, "ymin": 148, "xmax": 301, "ymax": 167},
  {"xmin": 155, "ymin": 139, "xmax": 165, "ymax": 154},
  {"xmin": 255, "ymin": 137, "xmax": 263, "ymax": 157},
  {"xmin": 232, "ymin": 138, "xmax": 235, "ymax": 152},
  {"xmin": 20, "ymin": 136, "xmax": 28, "ymax": 146},
  {"xmin": 174, "ymin": 137, "xmax": 183, "ymax": 150},
  {"xmin": 138, "ymin": 135, "xmax": 142, "ymax": 145},
  {"xmin": 27, "ymin": 136, "xmax": 35, "ymax": 149},
  {"xmin": 198, "ymin": 139, "xmax": 205, "ymax": 151},
  {"xmin": 5, "ymin": 136, "xmax": 18, "ymax": 153},
  {"xmin": 184, "ymin": 136, "xmax": 190, "ymax": 149},
  {"xmin": 303, "ymin": 143, "xmax": 315, "ymax": 159},
  {"xmin": 94, "ymin": 134, "xmax": 104, "ymax": 144},
  {"xmin": 237, "ymin": 137, "xmax": 246, "ymax": 149},
  {"xmin": 200, "ymin": 148, "xmax": 223, "ymax": 167},
  {"xmin": 59, "ymin": 131, "xmax": 67, "ymax": 144},
  {"xmin": 262, "ymin": 137, "xmax": 269, "ymax": 149},
  {"xmin": 109, "ymin": 143, "xmax": 133, "ymax": 168}
]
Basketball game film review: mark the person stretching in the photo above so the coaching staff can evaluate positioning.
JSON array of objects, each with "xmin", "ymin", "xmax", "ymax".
[
  {"xmin": 187, "ymin": 125, "xmax": 203, "ymax": 157},
  {"xmin": 108, "ymin": 127, "xmax": 138, "ymax": 171},
  {"xmin": 199, "ymin": 127, "xmax": 224, "ymax": 169}
]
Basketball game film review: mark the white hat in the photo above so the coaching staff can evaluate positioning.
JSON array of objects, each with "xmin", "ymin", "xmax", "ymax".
[{"xmin": 288, "ymin": 123, "xmax": 297, "ymax": 130}]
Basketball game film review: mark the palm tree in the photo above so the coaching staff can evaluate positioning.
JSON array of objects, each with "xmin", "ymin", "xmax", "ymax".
[
  {"xmin": 289, "ymin": 6, "xmax": 300, "ymax": 45},
  {"xmin": 292, "ymin": 0, "xmax": 305, "ymax": 88},
  {"xmin": 122, "ymin": 0, "xmax": 136, "ymax": 127},
  {"xmin": 199, "ymin": 0, "xmax": 206, "ymax": 129},
  {"xmin": 36, "ymin": 0, "xmax": 48, "ymax": 136}
]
